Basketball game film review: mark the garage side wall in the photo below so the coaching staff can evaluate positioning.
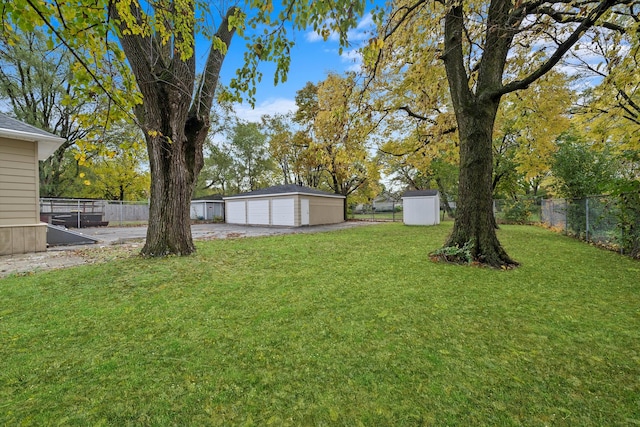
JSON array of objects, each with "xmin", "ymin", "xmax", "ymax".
[
  {"xmin": 308, "ymin": 195, "xmax": 344, "ymax": 226},
  {"xmin": 0, "ymin": 137, "xmax": 47, "ymax": 255}
]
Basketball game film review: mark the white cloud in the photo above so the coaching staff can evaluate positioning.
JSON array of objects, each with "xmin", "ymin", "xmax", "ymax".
[
  {"xmin": 306, "ymin": 29, "xmax": 340, "ymax": 43},
  {"xmin": 347, "ymin": 14, "xmax": 374, "ymax": 42},
  {"xmin": 305, "ymin": 31, "xmax": 321, "ymax": 43},
  {"xmin": 305, "ymin": 30, "xmax": 334, "ymax": 43},
  {"xmin": 305, "ymin": 12, "xmax": 375, "ymax": 44},
  {"xmin": 233, "ymin": 98, "xmax": 298, "ymax": 122},
  {"xmin": 340, "ymin": 48, "xmax": 364, "ymax": 72}
]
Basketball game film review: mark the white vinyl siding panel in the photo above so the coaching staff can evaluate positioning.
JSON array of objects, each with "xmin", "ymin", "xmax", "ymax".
[
  {"xmin": 402, "ymin": 196, "xmax": 440, "ymax": 226},
  {"xmin": 271, "ymin": 198, "xmax": 295, "ymax": 226},
  {"xmin": 247, "ymin": 200, "xmax": 270, "ymax": 225},
  {"xmin": 226, "ymin": 201, "xmax": 246, "ymax": 224}
]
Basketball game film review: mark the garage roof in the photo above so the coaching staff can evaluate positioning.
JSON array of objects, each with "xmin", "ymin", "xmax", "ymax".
[
  {"xmin": 403, "ymin": 190, "xmax": 439, "ymax": 197},
  {"xmin": 224, "ymin": 184, "xmax": 345, "ymax": 199},
  {"xmin": 0, "ymin": 113, "xmax": 66, "ymax": 160}
]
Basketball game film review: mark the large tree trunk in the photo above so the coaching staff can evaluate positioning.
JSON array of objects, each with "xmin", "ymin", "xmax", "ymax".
[
  {"xmin": 437, "ymin": 0, "xmax": 617, "ymax": 267},
  {"xmin": 136, "ymin": 60, "xmax": 206, "ymax": 256},
  {"xmin": 111, "ymin": 4, "xmax": 236, "ymax": 256},
  {"xmin": 441, "ymin": 0, "xmax": 519, "ymax": 268},
  {"xmin": 444, "ymin": 101, "xmax": 518, "ymax": 267},
  {"xmin": 144, "ymin": 128, "xmax": 201, "ymax": 256}
]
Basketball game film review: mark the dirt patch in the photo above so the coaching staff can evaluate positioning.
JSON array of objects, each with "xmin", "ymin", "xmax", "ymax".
[
  {"xmin": 0, "ymin": 244, "xmax": 141, "ymax": 279},
  {"xmin": 0, "ymin": 221, "xmax": 380, "ymax": 278}
]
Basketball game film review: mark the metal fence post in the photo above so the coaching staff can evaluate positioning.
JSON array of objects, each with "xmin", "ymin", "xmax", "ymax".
[
  {"xmin": 564, "ymin": 199, "xmax": 568, "ymax": 235},
  {"xmin": 392, "ymin": 201, "xmax": 395, "ymax": 222},
  {"xmin": 585, "ymin": 198, "xmax": 589, "ymax": 242}
]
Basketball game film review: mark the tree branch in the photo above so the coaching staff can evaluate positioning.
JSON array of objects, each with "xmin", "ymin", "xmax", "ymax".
[
  {"xmin": 22, "ymin": 0, "xmax": 137, "ymax": 126},
  {"xmin": 192, "ymin": 7, "xmax": 238, "ymax": 119},
  {"xmin": 442, "ymin": 0, "xmax": 473, "ymax": 110},
  {"xmin": 495, "ymin": 0, "xmax": 621, "ymax": 98}
]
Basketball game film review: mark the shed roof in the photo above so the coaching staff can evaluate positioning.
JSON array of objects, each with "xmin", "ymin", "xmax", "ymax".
[
  {"xmin": 402, "ymin": 190, "xmax": 439, "ymax": 198},
  {"xmin": 192, "ymin": 194, "xmax": 224, "ymax": 201},
  {"xmin": 0, "ymin": 112, "xmax": 66, "ymax": 160},
  {"xmin": 224, "ymin": 184, "xmax": 345, "ymax": 200}
]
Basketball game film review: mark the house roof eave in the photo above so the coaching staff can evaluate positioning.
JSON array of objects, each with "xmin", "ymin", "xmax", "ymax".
[{"xmin": 0, "ymin": 128, "xmax": 66, "ymax": 160}]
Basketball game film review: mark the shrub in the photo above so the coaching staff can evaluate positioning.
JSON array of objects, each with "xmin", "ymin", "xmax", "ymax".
[
  {"xmin": 500, "ymin": 200, "xmax": 533, "ymax": 224},
  {"xmin": 430, "ymin": 241, "xmax": 474, "ymax": 264},
  {"xmin": 615, "ymin": 185, "xmax": 640, "ymax": 258}
]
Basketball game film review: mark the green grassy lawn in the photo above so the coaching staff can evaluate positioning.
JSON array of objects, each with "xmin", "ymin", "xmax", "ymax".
[{"xmin": 1, "ymin": 224, "xmax": 639, "ymax": 425}]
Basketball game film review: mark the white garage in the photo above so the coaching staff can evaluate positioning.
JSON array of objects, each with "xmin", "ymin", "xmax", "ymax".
[
  {"xmin": 402, "ymin": 190, "xmax": 441, "ymax": 226},
  {"xmin": 224, "ymin": 184, "xmax": 345, "ymax": 227}
]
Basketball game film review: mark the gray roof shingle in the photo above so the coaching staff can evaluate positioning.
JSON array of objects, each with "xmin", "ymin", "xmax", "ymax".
[
  {"xmin": 225, "ymin": 184, "xmax": 343, "ymax": 198},
  {"xmin": 0, "ymin": 112, "xmax": 59, "ymax": 139},
  {"xmin": 402, "ymin": 190, "xmax": 439, "ymax": 197}
]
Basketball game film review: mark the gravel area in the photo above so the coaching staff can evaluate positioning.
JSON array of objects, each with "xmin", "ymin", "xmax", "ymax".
[{"xmin": 0, "ymin": 221, "xmax": 378, "ymax": 278}]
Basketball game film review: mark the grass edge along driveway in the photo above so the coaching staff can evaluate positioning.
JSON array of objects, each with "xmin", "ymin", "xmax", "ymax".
[{"xmin": 1, "ymin": 223, "xmax": 639, "ymax": 425}]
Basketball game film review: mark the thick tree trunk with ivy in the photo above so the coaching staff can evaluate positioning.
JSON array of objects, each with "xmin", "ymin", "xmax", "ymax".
[
  {"xmin": 440, "ymin": 0, "xmax": 519, "ymax": 267},
  {"xmin": 111, "ymin": 5, "xmax": 237, "ymax": 256},
  {"xmin": 437, "ymin": 0, "xmax": 619, "ymax": 267},
  {"xmin": 444, "ymin": 98, "xmax": 517, "ymax": 266}
]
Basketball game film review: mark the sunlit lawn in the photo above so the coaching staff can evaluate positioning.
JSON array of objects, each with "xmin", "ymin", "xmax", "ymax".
[{"xmin": 1, "ymin": 223, "xmax": 639, "ymax": 425}]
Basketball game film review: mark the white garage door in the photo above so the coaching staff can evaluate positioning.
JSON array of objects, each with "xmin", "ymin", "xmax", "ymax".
[
  {"xmin": 247, "ymin": 200, "xmax": 270, "ymax": 225},
  {"xmin": 226, "ymin": 201, "xmax": 246, "ymax": 224},
  {"xmin": 271, "ymin": 198, "xmax": 295, "ymax": 226}
]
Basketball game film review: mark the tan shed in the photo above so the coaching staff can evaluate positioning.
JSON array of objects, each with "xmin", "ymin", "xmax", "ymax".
[
  {"xmin": 0, "ymin": 113, "xmax": 65, "ymax": 255},
  {"xmin": 223, "ymin": 184, "xmax": 345, "ymax": 227}
]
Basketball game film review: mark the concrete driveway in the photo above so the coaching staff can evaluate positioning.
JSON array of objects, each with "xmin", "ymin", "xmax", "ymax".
[
  {"xmin": 0, "ymin": 221, "xmax": 378, "ymax": 277},
  {"xmin": 78, "ymin": 221, "xmax": 376, "ymax": 245}
]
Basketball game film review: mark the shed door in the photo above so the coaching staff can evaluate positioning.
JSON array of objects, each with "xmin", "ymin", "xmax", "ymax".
[
  {"xmin": 247, "ymin": 200, "xmax": 270, "ymax": 225},
  {"xmin": 226, "ymin": 201, "xmax": 246, "ymax": 224},
  {"xmin": 272, "ymin": 198, "xmax": 295, "ymax": 226},
  {"xmin": 402, "ymin": 198, "xmax": 425, "ymax": 225},
  {"xmin": 301, "ymin": 199, "xmax": 310, "ymax": 226},
  {"xmin": 190, "ymin": 202, "xmax": 201, "ymax": 220}
]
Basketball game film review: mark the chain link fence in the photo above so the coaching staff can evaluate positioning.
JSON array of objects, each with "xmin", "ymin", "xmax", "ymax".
[
  {"xmin": 495, "ymin": 195, "xmax": 639, "ymax": 258},
  {"xmin": 348, "ymin": 206, "xmax": 404, "ymax": 222},
  {"xmin": 540, "ymin": 195, "xmax": 640, "ymax": 257}
]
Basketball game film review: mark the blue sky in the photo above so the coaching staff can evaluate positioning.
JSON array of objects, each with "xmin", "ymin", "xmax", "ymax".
[{"xmin": 212, "ymin": 13, "xmax": 376, "ymax": 122}]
